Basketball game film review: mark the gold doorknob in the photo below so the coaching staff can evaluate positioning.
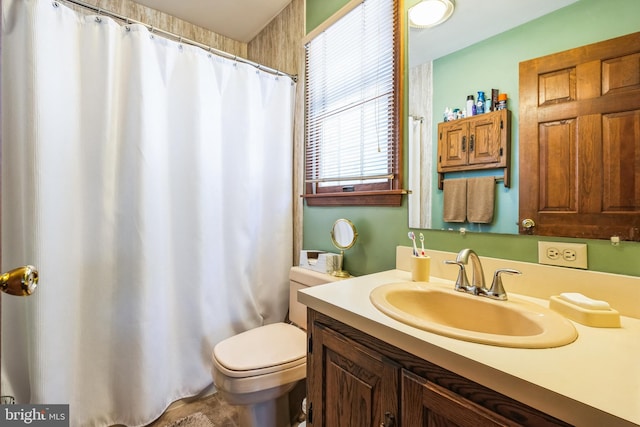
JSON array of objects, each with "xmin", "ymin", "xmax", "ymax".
[
  {"xmin": 521, "ymin": 218, "xmax": 536, "ymax": 229},
  {"xmin": 0, "ymin": 265, "xmax": 39, "ymax": 296}
]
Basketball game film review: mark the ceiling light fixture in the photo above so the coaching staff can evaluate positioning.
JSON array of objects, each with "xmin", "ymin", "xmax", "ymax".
[{"xmin": 409, "ymin": 0, "xmax": 455, "ymax": 29}]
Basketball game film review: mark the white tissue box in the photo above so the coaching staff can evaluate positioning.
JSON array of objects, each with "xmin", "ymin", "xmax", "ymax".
[{"xmin": 299, "ymin": 250, "xmax": 341, "ymax": 274}]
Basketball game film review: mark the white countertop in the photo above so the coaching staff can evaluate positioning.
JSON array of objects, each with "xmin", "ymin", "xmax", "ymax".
[{"xmin": 298, "ymin": 268, "xmax": 640, "ymax": 427}]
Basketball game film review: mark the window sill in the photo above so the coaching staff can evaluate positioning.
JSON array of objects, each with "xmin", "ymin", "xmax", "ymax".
[{"xmin": 302, "ymin": 190, "xmax": 407, "ymax": 207}]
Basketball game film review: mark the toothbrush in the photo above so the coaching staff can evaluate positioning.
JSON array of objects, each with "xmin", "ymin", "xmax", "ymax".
[
  {"xmin": 408, "ymin": 231, "xmax": 418, "ymax": 256},
  {"xmin": 419, "ymin": 233, "xmax": 425, "ymax": 256}
]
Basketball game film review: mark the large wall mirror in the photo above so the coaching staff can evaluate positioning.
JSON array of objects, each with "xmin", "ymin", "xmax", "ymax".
[{"xmin": 407, "ymin": 0, "xmax": 636, "ymax": 236}]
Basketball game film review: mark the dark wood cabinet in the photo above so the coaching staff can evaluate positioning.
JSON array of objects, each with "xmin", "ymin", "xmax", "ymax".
[
  {"xmin": 306, "ymin": 309, "xmax": 570, "ymax": 427},
  {"xmin": 306, "ymin": 321, "xmax": 399, "ymax": 427},
  {"xmin": 402, "ymin": 370, "xmax": 520, "ymax": 427},
  {"xmin": 437, "ymin": 109, "xmax": 511, "ymax": 190}
]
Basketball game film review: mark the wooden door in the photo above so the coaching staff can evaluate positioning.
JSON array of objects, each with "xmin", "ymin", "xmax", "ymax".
[
  {"xmin": 307, "ymin": 321, "xmax": 399, "ymax": 427},
  {"xmin": 519, "ymin": 32, "xmax": 640, "ymax": 240},
  {"xmin": 401, "ymin": 370, "xmax": 519, "ymax": 427}
]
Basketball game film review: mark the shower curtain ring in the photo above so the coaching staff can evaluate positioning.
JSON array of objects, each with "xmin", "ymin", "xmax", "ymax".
[{"xmin": 52, "ymin": 1, "xmax": 60, "ymax": 8}]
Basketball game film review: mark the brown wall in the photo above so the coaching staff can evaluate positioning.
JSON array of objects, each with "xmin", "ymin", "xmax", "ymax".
[
  {"xmin": 78, "ymin": 0, "xmax": 248, "ymax": 57},
  {"xmin": 247, "ymin": 0, "xmax": 304, "ymax": 76},
  {"xmin": 248, "ymin": 0, "xmax": 306, "ymax": 265}
]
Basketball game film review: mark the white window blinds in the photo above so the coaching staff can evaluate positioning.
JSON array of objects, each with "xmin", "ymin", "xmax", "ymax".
[{"xmin": 304, "ymin": 0, "xmax": 399, "ymax": 194}]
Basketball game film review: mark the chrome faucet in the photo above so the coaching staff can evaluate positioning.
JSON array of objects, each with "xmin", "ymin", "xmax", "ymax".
[
  {"xmin": 445, "ymin": 249, "xmax": 521, "ymax": 300},
  {"xmin": 458, "ymin": 248, "xmax": 486, "ymax": 292},
  {"xmin": 445, "ymin": 248, "xmax": 485, "ymax": 295}
]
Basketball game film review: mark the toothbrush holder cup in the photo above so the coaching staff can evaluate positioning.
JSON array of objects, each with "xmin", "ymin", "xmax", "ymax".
[{"xmin": 411, "ymin": 255, "xmax": 431, "ymax": 282}]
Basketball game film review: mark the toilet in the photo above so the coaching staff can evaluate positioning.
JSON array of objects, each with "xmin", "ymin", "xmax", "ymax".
[{"xmin": 211, "ymin": 267, "xmax": 340, "ymax": 427}]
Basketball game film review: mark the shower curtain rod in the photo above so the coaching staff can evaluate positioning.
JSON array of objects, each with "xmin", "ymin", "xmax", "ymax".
[{"xmin": 57, "ymin": 0, "xmax": 298, "ymax": 82}]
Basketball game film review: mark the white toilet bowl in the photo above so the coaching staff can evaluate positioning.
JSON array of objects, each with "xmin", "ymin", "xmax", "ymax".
[
  {"xmin": 211, "ymin": 267, "xmax": 341, "ymax": 427},
  {"xmin": 212, "ymin": 323, "xmax": 306, "ymax": 427}
]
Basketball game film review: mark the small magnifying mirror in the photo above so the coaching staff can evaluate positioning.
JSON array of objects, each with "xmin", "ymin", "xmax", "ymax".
[{"xmin": 330, "ymin": 219, "xmax": 358, "ymax": 277}]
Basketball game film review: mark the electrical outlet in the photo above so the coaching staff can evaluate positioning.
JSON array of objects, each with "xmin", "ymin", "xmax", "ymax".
[
  {"xmin": 546, "ymin": 247, "xmax": 560, "ymax": 259},
  {"xmin": 538, "ymin": 241, "xmax": 588, "ymax": 269}
]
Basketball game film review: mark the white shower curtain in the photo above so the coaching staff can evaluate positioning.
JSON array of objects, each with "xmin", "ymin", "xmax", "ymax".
[
  {"xmin": 1, "ymin": 0, "xmax": 295, "ymax": 425},
  {"xmin": 408, "ymin": 116, "xmax": 422, "ymax": 227}
]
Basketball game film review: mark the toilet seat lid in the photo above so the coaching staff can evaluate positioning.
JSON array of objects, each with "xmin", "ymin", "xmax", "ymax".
[{"xmin": 213, "ymin": 322, "xmax": 306, "ymax": 378}]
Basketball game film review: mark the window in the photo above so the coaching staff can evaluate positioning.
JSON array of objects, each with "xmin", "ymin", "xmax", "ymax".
[{"xmin": 303, "ymin": 0, "xmax": 404, "ymax": 206}]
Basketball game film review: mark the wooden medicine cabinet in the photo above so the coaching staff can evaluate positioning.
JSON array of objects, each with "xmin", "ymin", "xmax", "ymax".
[{"xmin": 436, "ymin": 109, "xmax": 512, "ymax": 190}]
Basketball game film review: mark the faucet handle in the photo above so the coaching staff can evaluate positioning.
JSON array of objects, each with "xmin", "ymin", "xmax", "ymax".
[
  {"xmin": 444, "ymin": 260, "xmax": 472, "ymax": 293},
  {"xmin": 485, "ymin": 268, "xmax": 521, "ymax": 300}
]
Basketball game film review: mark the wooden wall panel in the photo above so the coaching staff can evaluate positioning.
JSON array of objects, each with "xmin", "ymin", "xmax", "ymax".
[
  {"xmin": 248, "ymin": 0, "xmax": 305, "ymax": 265},
  {"xmin": 77, "ymin": 0, "xmax": 248, "ymax": 57},
  {"xmin": 247, "ymin": 0, "xmax": 304, "ymax": 76}
]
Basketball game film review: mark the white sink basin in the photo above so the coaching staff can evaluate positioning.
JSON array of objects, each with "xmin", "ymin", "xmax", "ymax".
[{"xmin": 370, "ymin": 282, "xmax": 578, "ymax": 348}]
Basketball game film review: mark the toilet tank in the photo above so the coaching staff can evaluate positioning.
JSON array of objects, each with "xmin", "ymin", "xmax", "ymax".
[{"xmin": 289, "ymin": 266, "xmax": 343, "ymax": 330}]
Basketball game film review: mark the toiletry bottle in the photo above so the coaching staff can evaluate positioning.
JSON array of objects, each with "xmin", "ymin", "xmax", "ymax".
[
  {"xmin": 476, "ymin": 91, "xmax": 485, "ymax": 114},
  {"xmin": 491, "ymin": 89, "xmax": 499, "ymax": 112},
  {"xmin": 466, "ymin": 95, "xmax": 474, "ymax": 117},
  {"xmin": 497, "ymin": 93, "xmax": 507, "ymax": 110}
]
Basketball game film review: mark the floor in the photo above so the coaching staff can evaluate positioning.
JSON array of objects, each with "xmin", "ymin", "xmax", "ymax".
[
  {"xmin": 145, "ymin": 382, "xmax": 306, "ymax": 427},
  {"xmin": 146, "ymin": 393, "xmax": 239, "ymax": 427}
]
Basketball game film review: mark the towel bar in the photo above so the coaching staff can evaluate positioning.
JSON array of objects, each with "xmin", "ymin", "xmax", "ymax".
[{"xmin": 438, "ymin": 169, "xmax": 509, "ymax": 190}]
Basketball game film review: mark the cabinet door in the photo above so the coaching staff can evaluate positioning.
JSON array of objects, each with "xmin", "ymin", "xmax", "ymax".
[
  {"xmin": 468, "ymin": 110, "xmax": 505, "ymax": 166},
  {"xmin": 438, "ymin": 120, "xmax": 469, "ymax": 169},
  {"xmin": 307, "ymin": 322, "xmax": 399, "ymax": 427},
  {"xmin": 402, "ymin": 370, "xmax": 519, "ymax": 427}
]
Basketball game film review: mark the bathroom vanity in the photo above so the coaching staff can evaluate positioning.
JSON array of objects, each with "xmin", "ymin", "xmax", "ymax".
[
  {"xmin": 305, "ymin": 309, "xmax": 566, "ymax": 426},
  {"xmin": 298, "ymin": 248, "xmax": 640, "ymax": 427}
]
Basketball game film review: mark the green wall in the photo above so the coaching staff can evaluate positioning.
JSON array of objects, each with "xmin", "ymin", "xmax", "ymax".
[
  {"xmin": 306, "ymin": 0, "xmax": 349, "ymax": 31},
  {"xmin": 303, "ymin": 0, "xmax": 640, "ymax": 277}
]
